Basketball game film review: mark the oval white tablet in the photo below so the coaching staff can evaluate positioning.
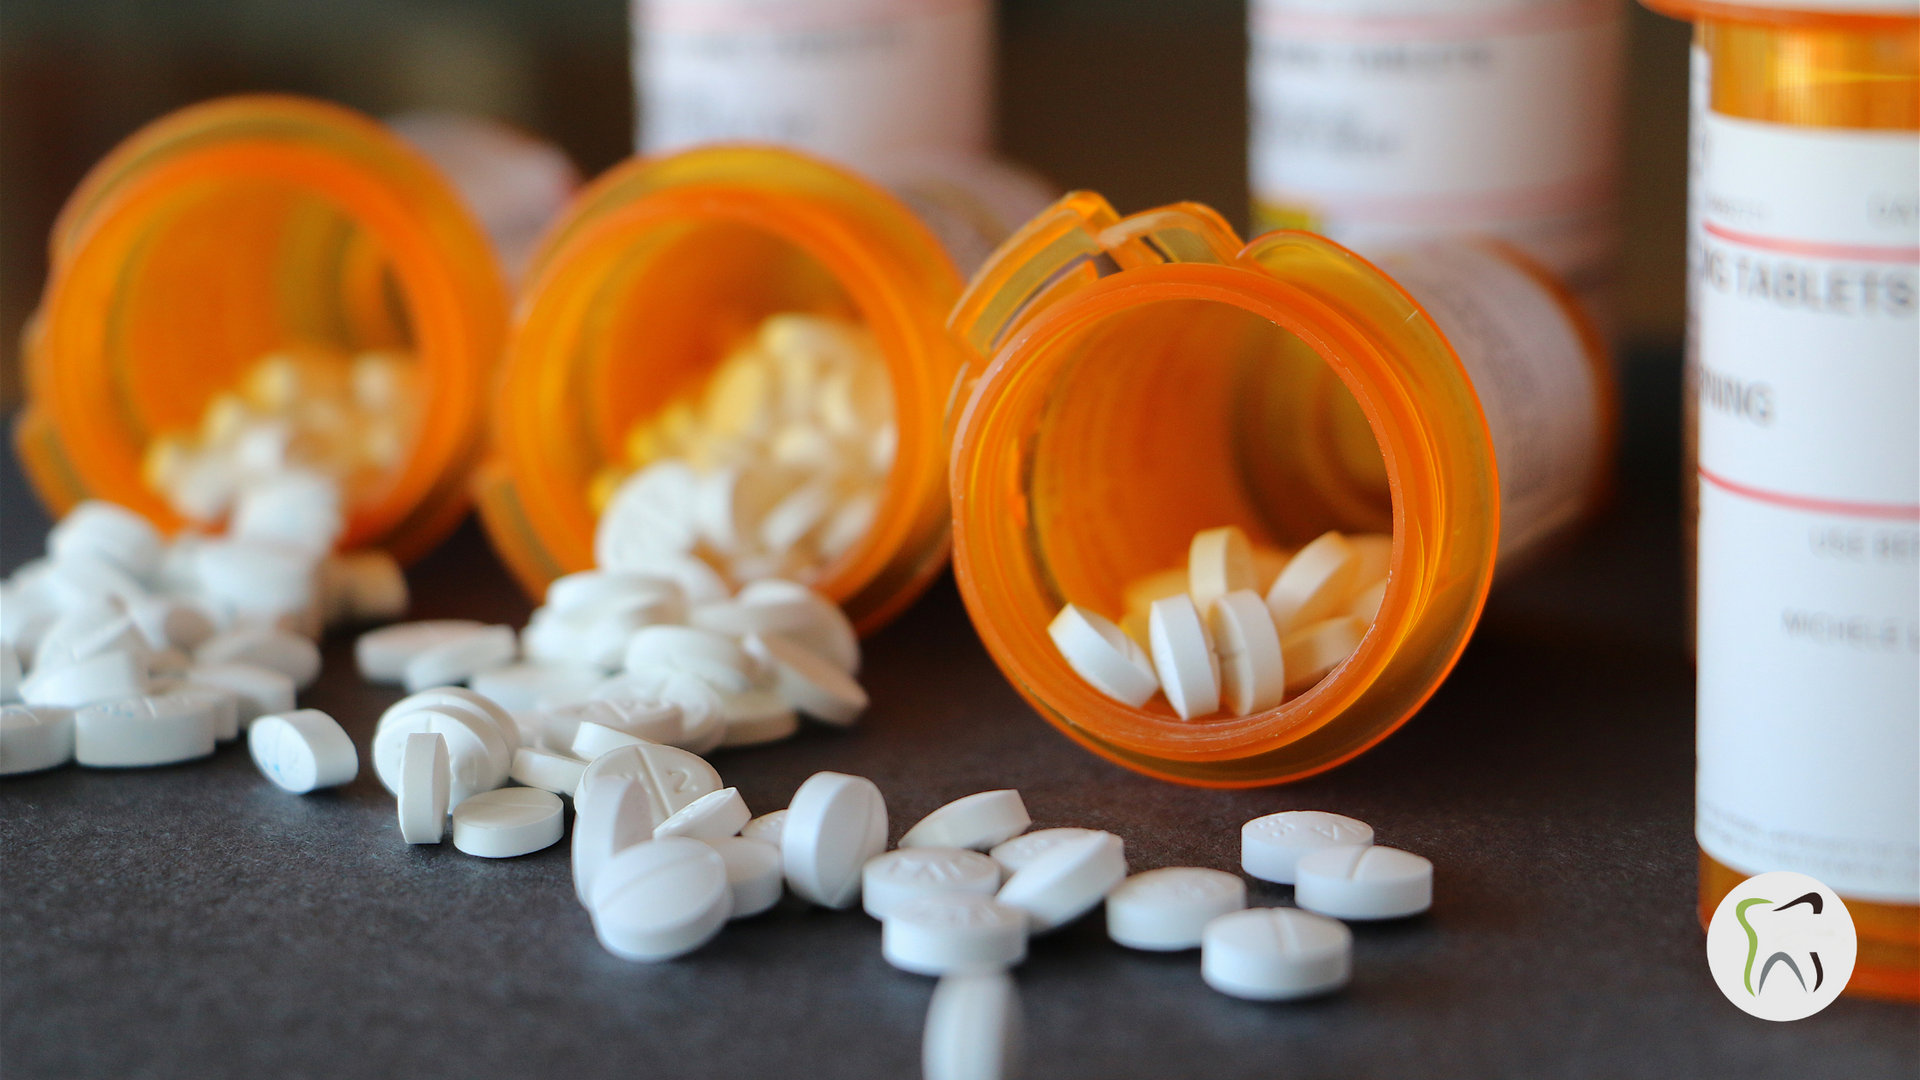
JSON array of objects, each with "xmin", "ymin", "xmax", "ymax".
[
  {"xmin": 73, "ymin": 692, "xmax": 216, "ymax": 767},
  {"xmin": 398, "ymin": 732, "xmax": 450, "ymax": 844},
  {"xmin": 590, "ymin": 837, "xmax": 732, "ymax": 961},
  {"xmin": 575, "ymin": 741, "xmax": 724, "ymax": 825},
  {"xmin": 1209, "ymin": 590, "xmax": 1285, "ymax": 716},
  {"xmin": 469, "ymin": 661, "xmax": 602, "ymax": 714},
  {"xmin": 654, "ymin": 786, "xmax": 751, "ymax": 841},
  {"xmin": 988, "ymin": 828, "xmax": 1103, "ymax": 876},
  {"xmin": 923, "ymin": 972, "xmax": 1024, "ymax": 1080},
  {"xmin": 717, "ymin": 690, "xmax": 800, "ymax": 747},
  {"xmin": 1241, "ymin": 810, "xmax": 1375, "ymax": 885},
  {"xmin": 355, "ymin": 620, "xmax": 486, "ymax": 683},
  {"xmin": 404, "ymin": 625, "xmax": 518, "ymax": 693},
  {"xmin": 1148, "ymin": 595, "xmax": 1220, "ymax": 720},
  {"xmin": 1201, "ymin": 907, "xmax": 1352, "ymax": 1001},
  {"xmin": 572, "ymin": 774, "xmax": 659, "ymax": 906},
  {"xmin": 1265, "ymin": 530, "xmax": 1357, "ymax": 635},
  {"xmin": 196, "ymin": 626, "xmax": 322, "ymax": 689},
  {"xmin": 899, "ymin": 790, "xmax": 1031, "ymax": 852},
  {"xmin": 862, "ymin": 847, "xmax": 1002, "ymax": 920},
  {"xmin": 186, "ymin": 662, "xmax": 294, "ymax": 724},
  {"xmin": 1293, "ymin": 844, "xmax": 1433, "ymax": 920},
  {"xmin": 1105, "ymin": 867, "xmax": 1248, "ymax": 951},
  {"xmin": 996, "ymin": 830, "xmax": 1128, "ymax": 933},
  {"xmin": 783, "ymin": 771, "xmax": 889, "ymax": 909},
  {"xmin": 452, "ymin": 787, "xmax": 565, "ymax": 858},
  {"xmin": 741, "ymin": 808, "xmax": 788, "ymax": 848},
  {"xmin": 882, "ymin": 893, "xmax": 1029, "ymax": 976},
  {"xmin": 1047, "ymin": 605, "xmax": 1158, "ymax": 708},
  {"xmin": 0, "ymin": 704, "xmax": 74, "ymax": 774},
  {"xmin": 248, "ymin": 709, "xmax": 358, "ymax": 793},
  {"xmin": 705, "ymin": 835, "xmax": 784, "ymax": 919},
  {"xmin": 509, "ymin": 746, "xmax": 587, "ymax": 796},
  {"xmin": 745, "ymin": 632, "xmax": 867, "ymax": 726}
]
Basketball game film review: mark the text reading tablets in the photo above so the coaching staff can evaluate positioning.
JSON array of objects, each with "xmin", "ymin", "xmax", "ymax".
[
  {"xmin": 988, "ymin": 828, "xmax": 1103, "ymax": 876},
  {"xmin": 783, "ymin": 771, "xmax": 889, "ymax": 909},
  {"xmin": 0, "ymin": 704, "xmax": 74, "ymax": 774},
  {"xmin": 862, "ymin": 848, "xmax": 1002, "ymax": 920},
  {"xmin": 1148, "ymin": 594, "xmax": 1220, "ymax": 720},
  {"xmin": 1293, "ymin": 844, "xmax": 1433, "ymax": 920},
  {"xmin": 899, "ymin": 790, "xmax": 1031, "ymax": 852},
  {"xmin": 705, "ymin": 835, "xmax": 784, "ymax": 919},
  {"xmin": 742, "ymin": 808, "xmax": 788, "ymax": 848},
  {"xmin": 509, "ymin": 746, "xmax": 587, "ymax": 796},
  {"xmin": 1241, "ymin": 810, "xmax": 1375, "ymax": 885},
  {"xmin": 882, "ymin": 894, "xmax": 1029, "ymax": 976},
  {"xmin": 572, "ymin": 775, "xmax": 660, "ymax": 906},
  {"xmin": 746, "ymin": 632, "xmax": 868, "ymax": 725},
  {"xmin": 452, "ymin": 787, "xmax": 565, "ymax": 858},
  {"xmin": 398, "ymin": 732, "xmax": 450, "ymax": 844},
  {"xmin": 1047, "ymin": 605, "xmax": 1157, "ymax": 708},
  {"xmin": 73, "ymin": 693, "xmax": 217, "ymax": 767},
  {"xmin": 1209, "ymin": 590, "xmax": 1286, "ymax": 716},
  {"xmin": 404, "ymin": 625, "xmax": 518, "ymax": 693},
  {"xmin": 1201, "ymin": 907, "xmax": 1352, "ymax": 1001},
  {"xmin": 1105, "ymin": 868, "xmax": 1248, "ymax": 951},
  {"xmin": 590, "ymin": 838, "xmax": 732, "ymax": 961},
  {"xmin": 923, "ymin": 972, "xmax": 1024, "ymax": 1080},
  {"xmin": 575, "ymin": 742, "xmax": 723, "ymax": 824},
  {"xmin": 249, "ymin": 709, "xmax": 358, "ymax": 793},
  {"xmin": 355, "ymin": 620, "xmax": 487, "ymax": 683},
  {"xmin": 654, "ymin": 786, "xmax": 751, "ymax": 841},
  {"xmin": 996, "ymin": 830, "xmax": 1128, "ymax": 933}
]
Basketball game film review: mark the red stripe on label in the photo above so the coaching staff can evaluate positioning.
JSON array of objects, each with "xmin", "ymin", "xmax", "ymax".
[
  {"xmin": 1699, "ymin": 467, "xmax": 1920, "ymax": 521},
  {"xmin": 1702, "ymin": 221, "xmax": 1920, "ymax": 264}
]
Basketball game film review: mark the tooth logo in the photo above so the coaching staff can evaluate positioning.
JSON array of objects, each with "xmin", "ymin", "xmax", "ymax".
[{"xmin": 1706, "ymin": 871, "xmax": 1856, "ymax": 1020}]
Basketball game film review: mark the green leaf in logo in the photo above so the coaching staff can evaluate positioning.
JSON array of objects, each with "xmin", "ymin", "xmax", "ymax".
[{"xmin": 1736, "ymin": 897, "xmax": 1772, "ymax": 996}]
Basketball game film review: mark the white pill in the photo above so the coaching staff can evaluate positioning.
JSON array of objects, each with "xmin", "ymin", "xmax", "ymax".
[
  {"xmin": 398, "ymin": 732, "xmax": 450, "ymax": 844},
  {"xmin": 610, "ymin": 552, "xmax": 730, "ymax": 607},
  {"xmin": 623, "ymin": 625, "xmax": 753, "ymax": 693},
  {"xmin": 882, "ymin": 893, "xmax": 1028, "ymax": 976},
  {"xmin": 44, "ymin": 550, "xmax": 150, "ymax": 609},
  {"xmin": 1279, "ymin": 616, "xmax": 1367, "ymax": 696},
  {"xmin": 1265, "ymin": 531, "xmax": 1357, "ymax": 635},
  {"xmin": 923, "ymin": 972, "xmax": 1024, "ymax": 1080},
  {"xmin": 194, "ymin": 538, "xmax": 319, "ymax": 618},
  {"xmin": 0, "ymin": 704, "xmax": 74, "ymax": 774},
  {"xmin": 996, "ymin": 830, "xmax": 1128, "ymax": 933},
  {"xmin": 372, "ymin": 706, "xmax": 509, "ymax": 807},
  {"xmin": 900, "ymin": 790, "xmax": 1031, "ymax": 852},
  {"xmin": 735, "ymin": 579, "xmax": 859, "ymax": 674},
  {"xmin": 1148, "ymin": 594, "xmax": 1219, "ymax": 719},
  {"xmin": 1346, "ymin": 578, "xmax": 1387, "ymax": 623},
  {"xmin": 545, "ymin": 569, "xmax": 684, "ymax": 616},
  {"xmin": 196, "ymin": 626, "xmax": 322, "ymax": 689},
  {"xmin": 1, "ymin": 644, "xmax": 20, "ymax": 703},
  {"xmin": 354, "ymin": 620, "xmax": 487, "ymax": 683},
  {"xmin": 783, "ymin": 770, "xmax": 888, "ymax": 909},
  {"xmin": 655, "ymin": 786, "xmax": 751, "ymax": 841},
  {"xmin": 717, "ymin": 689, "xmax": 800, "ymax": 747},
  {"xmin": 590, "ymin": 837, "xmax": 732, "ymax": 961},
  {"xmin": 186, "ymin": 662, "xmax": 295, "ymax": 724},
  {"xmin": 558, "ymin": 697, "xmax": 682, "ymax": 748},
  {"xmin": 125, "ymin": 595, "xmax": 214, "ymax": 652},
  {"xmin": 33, "ymin": 602, "xmax": 144, "ymax": 668},
  {"xmin": 248, "ymin": 709, "xmax": 358, "ymax": 792},
  {"xmin": 452, "ymin": 787, "xmax": 565, "ymax": 858},
  {"xmin": 1209, "ymin": 590, "xmax": 1286, "ymax": 716},
  {"xmin": 404, "ymin": 624, "xmax": 517, "ymax": 692},
  {"xmin": 863, "ymin": 848, "xmax": 1002, "ymax": 920},
  {"xmin": 1105, "ymin": 868, "xmax": 1248, "ymax": 951},
  {"xmin": 469, "ymin": 661, "xmax": 602, "ymax": 714},
  {"xmin": 595, "ymin": 462, "xmax": 703, "ymax": 567},
  {"xmin": 48, "ymin": 501, "xmax": 164, "ymax": 580},
  {"xmin": 23, "ymin": 645, "xmax": 149, "ymax": 709},
  {"xmin": 509, "ymin": 746, "xmax": 587, "ymax": 795},
  {"xmin": 173, "ymin": 686, "xmax": 239, "ymax": 742},
  {"xmin": 1241, "ymin": 810, "xmax": 1375, "ymax": 885},
  {"xmin": 384, "ymin": 686, "xmax": 520, "ymax": 758},
  {"xmin": 705, "ymin": 835, "xmax": 784, "ymax": 919},
  {"xmin": 1293, "ymin": 844, "xmax": 1433, "ymax": 920},
  {"xmin": 1188, "ymin": 525, "xmax": 1256, "ymax": 615},
  {"xmin": 1047, "ymin": 605, "xmax": 1157, "ymax": 708},
  {"xmin": 988, "ymin": 827, "xmax": 1104, "ymax": 876},
  {"xmin": 603, "ymin": 669, "xmax": 727, "ymax": 755},
  {"xmin": 571, "ymin": 719, "xmax": 649, "ymax": 760},
  {"xmin": 572, "ymin": 774, "xmax": 660, "ymax": 904},
  {"xmin": 742, "ymin": 808, "xmax": 788, "ymax": 848},
  {"xmin": 746, "ymin": 632, "xmax": 867, "ymax": 725},
  {"xmin": 1201, "ymin": 907, "xmax": 1352, "ymax": 1001},
  {"xmin": 688, "ymin": 595, "xmax": 816, "ymax": 639},
  {"xmin": 575, "ymin": 741, "xmax": 724, "ymax": 825},
  {"xmin": 73, "ymin": 692, "xmax": 216, "ymax": 767}
]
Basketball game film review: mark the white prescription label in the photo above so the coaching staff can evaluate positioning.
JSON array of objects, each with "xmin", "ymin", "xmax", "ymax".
[
  {"xmin": 1248, "ymin": 0, "xmax": 1622, "ymax": 310},
  {"xmin": 1693, "ymin": 111, "xmax": 1920, "ymax": 903},
  {"xmin": 634, "ymin": 0, "xmax": 992, "ymax": 173}
]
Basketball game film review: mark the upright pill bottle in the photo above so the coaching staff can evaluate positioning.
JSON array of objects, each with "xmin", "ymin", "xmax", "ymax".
[
  {"xmin": 945, "ymin": 193, "xmax": 1613, "ymax": 786},
  {"xmin": 477, "ymin": 145, "xmax": 975, "ymax": 634},
  {"xmin": 1248, "ymin": 0, "xmax": 1625, "ymax": 325},
  {"xmin": 1645, "ymin": 0, "xmax": 1919, "ymax": 1001},
  {"xmin": 17, "ymin": 95, "xmax": 509, "ymax": 561}
]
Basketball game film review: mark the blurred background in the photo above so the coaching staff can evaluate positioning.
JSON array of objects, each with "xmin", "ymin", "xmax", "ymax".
[{"xmin": 0, "ymin": 0, "xmax": 1692, "ymax": 414}]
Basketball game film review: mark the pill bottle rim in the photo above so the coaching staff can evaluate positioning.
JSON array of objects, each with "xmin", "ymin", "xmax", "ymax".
[
  {"xmin": 18, "ymin": 94, "xmax": 508, "ymax": 559},
  {"xmin": 1641, "ymin": 0, "xmax": 1916, "ymax": 28}
]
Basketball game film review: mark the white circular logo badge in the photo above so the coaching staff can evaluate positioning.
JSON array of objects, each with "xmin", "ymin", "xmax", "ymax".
[{"xmin": 1705, "ymin": 871, "xmax": 1856, "ymax": 1021}]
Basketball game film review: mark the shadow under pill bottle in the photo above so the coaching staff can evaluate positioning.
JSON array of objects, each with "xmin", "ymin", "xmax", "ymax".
[
  {"xmin": 17, "ymin": 95, "xmax": 510, "ymax": 561},
  {"xmin": 944, "ymin": 193, "xmax": 1614, "ymax": 788},
  {"xmin": 1644, "ymin": 0, "xmax": 1919, "ymax": 1003}
]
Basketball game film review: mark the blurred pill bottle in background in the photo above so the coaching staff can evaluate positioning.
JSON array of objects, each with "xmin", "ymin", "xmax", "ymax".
[
  {"xmin": 1645, "ymin": 0, "xmax": 1919, "ymax": 1002},
  {"xmin": 1247, "ymin": 0, "xmax": 1626, "ymax": 331},
  {"xmin": 944, "ymin": 194, "xmax": 1613, "ymax": 787},
  {"xmin": 16, "ymin": 96, "xmax": 509, "ymax": 562}
]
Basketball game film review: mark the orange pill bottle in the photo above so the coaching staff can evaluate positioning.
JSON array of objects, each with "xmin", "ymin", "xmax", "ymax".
[
  {"xmin": 17, "ymin": 95, "xmax": 508, "ymax": 560},
  {"xmin": 945, "ymin": 193, "xmax": 1613, "ymax": 787}
]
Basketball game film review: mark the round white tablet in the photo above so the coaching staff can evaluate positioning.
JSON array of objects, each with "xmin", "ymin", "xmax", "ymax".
[
  {"xmin": 452, "ymin": 787, "xmax": 565, "ymax": 858},
  {"xmin": 1, "ymin": 704, "xmax": 74, "ymax": 774},
  {"xmin": 654, "ymin": 786, "xmax": 751, "ymax": 841},
  {"xmin": 404, "ymin": 625, "xmax": 518, "ymax": 693},
  {"xmin": 509, "ymin": 746, "xmax": 587, "ymax": 796},
  {"xmin": 706, "ymin": 835, "xmax": 784, "ymax": 919},
  {"xmin": 783, "ymin": 771, "xmax": 888, "ymax": 909},
  {"xmin": 572, "ymin": 775, "xmax": 659, "ymax": 906},
  {"xmin": 862, "ymin": 847, "xmax": 1002, "ymax": 920},
  {"xmin": 1293, "ymin": 844, "xmax": 1433, "ymax": 920},
  {"xmin": 746, "ymin": 632, "xmax": 868, "ymax": 726},
  {"xmin": 170, "ymin": 686, "xmax": 239, "ymax": 742},
  {"xmin": 741, "ymin": 808, "xmax": 788, "ymax": 848},
  {"xmin": 571, "ymin": 720, "xmax": 649, "ymax": 760},
  {"xmin": 575, "ymin": 742, "xmax": 724, "ymax": 825},
  {"xmin": 1148, "ymin": 594, "xmax": 1220, "ymax": 720},
  {"xmin": 355, "ymin": 620, "xmax": 487, "ymax": 683},
  {"xmin": 1209, "ymin": 590, "xmax": 1285, "ymax": 716},
  {"xmin": 196, "ymin": 626, "xmax": 322, "ymax": 689},
  {"xmin": 382, "ymin": 686, "xmax": 522, "ymax": 753},
  {"xmin": 899, "ymin": 790, "xmax": 1031, "ymax": 852},
  {"xmin": 1241, "ymin": 811, "xmax": 1375, "ymax": 885},
  {"xmin": 1105, "ymin": 868, "xmax": 1248, "ymax": 951},
  {"xmin": 1201, "ymin": 907, "xmax": 1352, "ymax": 1000},
  {"xmin": 996, "ymin": 831, "xmax": 1128, "ymax": 933},
  {"xmin": 73, "ymin": 692, "xmax": 216, "ymax": 767},
  {"xmin": 372, "ymin": 707, "xmax": 508, "ymax": 807},
  {"xmin": 624, "ymin": 625, "xmax": 752, "ymax": 693},
  {"xmin": 591, "ymin": 837, "xmax": 732, "ymax": 961},
  {"xmin": 398, "ymin": 732, "xmax": 450, "ymax": 844},
  {"xmin": 1047, "ymin": 604, "xmax": 1157, "ymax": 708},
  {"xmin": 248, "ymin": 709, "xmax": 358, "ymax": 793},
  {"xmin": 988, "ymin": 828, "xmax": 1103, "ymax": 876},
  {"xmin": 469, "ymin": 661, "xmax": 602, "ymax": 714},
  {"xmin": 717, "ymin": 690, "xmax": 800, "ymax": 747},
  {"xmin": 22, "ymin": 649, "xmax": 147, "ymax": 709},
  {"xmin": 186, "ymin": 662, "xmax": 294, "ymax": 724},
  {"xmin": 735, "ymin": 579, "xmax": 860, "ymax": 674},
  {"xmin": 882, "ymin": 893, "xmax": 1028, "ymax": 976},
  {"xmin": 923, "ymin": 972, "xmax": 1024, "ymax": 1080},
  {"xmin": 601, "ymin": 669, "xmax": 726, "ymax": 755}
]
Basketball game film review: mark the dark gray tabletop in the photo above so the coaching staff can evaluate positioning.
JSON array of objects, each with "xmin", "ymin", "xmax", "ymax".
[{"xmin": 3, "ymin": 358, "xmax": 1915, "ymax": 1079}]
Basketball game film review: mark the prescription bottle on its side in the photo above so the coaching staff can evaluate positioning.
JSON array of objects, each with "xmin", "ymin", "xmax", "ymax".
[
  {"xmin": 477, "ymin": 146, "xmax": 972, "ymax": 633},
  {"xmin": 946, "ymin": 193, "xmax": 1613, "ymax": 788},
  {"xmin": 1644, "ymin": 0, "xmax": 1919, "ymax": 1002},
  {"xmin": 17, "ymin": 95, "xmax": 509, "ymax": 561}
]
